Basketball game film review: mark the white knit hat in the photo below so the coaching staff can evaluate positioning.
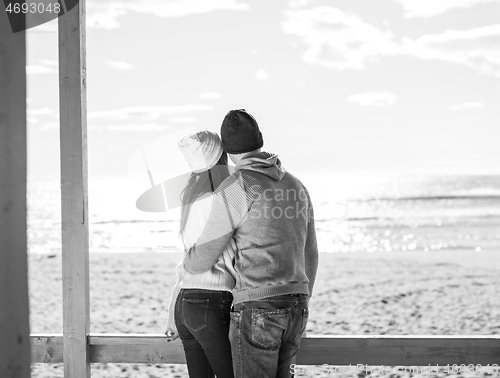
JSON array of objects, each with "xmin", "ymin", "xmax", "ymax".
[{"xmin": 178, "ymin": 130, "xmax": 224, "ymax": 173}]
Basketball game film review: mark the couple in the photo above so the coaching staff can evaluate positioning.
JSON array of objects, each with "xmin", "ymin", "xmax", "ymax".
[{"xmin": 165, "ymin": 109, "xmax": 319, "ymax": 378}]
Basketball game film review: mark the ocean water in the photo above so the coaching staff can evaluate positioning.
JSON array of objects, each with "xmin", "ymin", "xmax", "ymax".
[{"xmin": 27, "ymin": 175, "xmax": 500, "ymax": 254}]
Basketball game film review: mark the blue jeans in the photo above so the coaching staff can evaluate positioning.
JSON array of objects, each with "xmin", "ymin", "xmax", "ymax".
[
  {"xmin": 175, "ymin": 289, "xmax": 234, "ymax": 378},
  {"xmin": 229, "ymin": 294, "xmax": 309, "ymax": 378}
]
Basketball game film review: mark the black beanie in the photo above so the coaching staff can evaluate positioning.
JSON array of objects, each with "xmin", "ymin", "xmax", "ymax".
[{"xmin": 220, "ymin": 109, "xmax": 264, "ymax": 154}]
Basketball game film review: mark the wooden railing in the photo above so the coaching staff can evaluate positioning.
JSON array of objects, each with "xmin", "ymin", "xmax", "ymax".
[{"xmin": 31, "ymin": 334, "xmax": 500, "ymax": 366}]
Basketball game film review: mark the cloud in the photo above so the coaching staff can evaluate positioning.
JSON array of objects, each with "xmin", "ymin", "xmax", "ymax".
[
  {"xmin": 289, "ymin": 0, "xmax": 311, "ymax": 9},
  {"xmin": 27, "ymin": 107, "xmax": 54, "ymax": 116},
  {"xmin": 170, "ymin": 117, "xmax": 197, "ymax": 123},
  {"xmin": 392, "ymin": 0, "xmax": 497, "ymax": 18},
  {"xmin": 105, "ymin": 60, "xmax": 134, "ymax": 70},
  {"xmin": 39, "ymin": 120, "xmax": 175, "ymax": 132},
  {"xmin": 403, "ymin": 24, "xmax": 500, "ymax": 77},
  {"xmin": 348, "ymin": 92, "xmax": 399, "ymax": 107},
  {"xmin": 38, "ymin": 106, "xmax": 205, "ymax": 132},
  {"xmin": 282, "ymin": 6, "xmax": 397, "ymax": 70},
  {"xmin": 39, "ymin": 122, "xmax": 59, "ymax": 131},
  {"xmin": 448, "ymin": 101, "xmax": 484, "ymax": 110},
  {"xmin": 87, "ymin": 0, "xmax": 249, "ymax": 29},
  {"xmin": 87, "ymin": 4, "xmax": 126, "ymax": 29},
  {"xmin": 28, "ymin": 117, "xmax": 39, "ymax": 126},
  {"xmin": 26, "ymin": 59, "xmax": 58, "ymax": 75},
  {"xmin": 26, "ymin": 65, "xmax": 53, "ymax": 75},
  {"xmin": 88, "ymin": 104, "xmax": 213, "ymax": 120},
  {"xmin": 26, "ymin": 65, "xmax": 55, "ymax": 75},
  {"xmin": 198, "ymin": 92, "xmax": 222, "ymax": 99},
  {"xmin": 39, "ymin": 59, "xmax": 58, "ymax": 67},
  {"xmin": 28, "ymin": 107, "xmax": 55, "ymax": 127},
  {"xmin": 86, "ymin": 123, "xmax": 173, "ymax": 132},
  {"xmin": 283, "ymin": 4, "xmax": 500, "ymax": 78},
  {"xmin": 127, "ymin": 0, "xmax": 249, "ymax": 17},
  {"xmin": 106, "ymin": 123, "xmax": 172, "ymax": 132},
  {"xmin": 255, "ymin": 69, "xmax": 269, "ymax": 80},
  {"xmin": 108, "ymin": 145, "xmax": 129, "ymax": 151}
]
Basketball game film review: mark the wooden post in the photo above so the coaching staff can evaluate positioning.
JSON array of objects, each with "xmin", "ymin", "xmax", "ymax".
[
  {"xmin": 58, "ymin": 1, "xmax": 90, "ymax": 377},
  {"xmin": 0, "ymin": 7, "xmax": 31, "ymax": 378}
]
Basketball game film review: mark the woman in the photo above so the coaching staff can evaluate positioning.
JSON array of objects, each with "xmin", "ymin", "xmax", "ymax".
[{"xmin": 165, "ymin": 130, "xmax": 236, "ymax": 378}]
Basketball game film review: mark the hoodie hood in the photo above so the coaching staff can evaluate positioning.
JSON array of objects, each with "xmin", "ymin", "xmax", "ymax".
[{"xmin": 236, "ymin": 151, "xmax": 286, "ymax": 181}]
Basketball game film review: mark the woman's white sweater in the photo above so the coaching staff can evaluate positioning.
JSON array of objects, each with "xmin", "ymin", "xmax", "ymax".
[
  {"xmin": 166, "ymin": 192, "xmax": 237, "ymax": 329},
  {"xmin": 177, "ymin": 192, "xmax": 236, "ymax": 291}
]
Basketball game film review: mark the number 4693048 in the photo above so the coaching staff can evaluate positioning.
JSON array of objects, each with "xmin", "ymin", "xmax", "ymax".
[{"xmin": 5, "ymin": 2, "xmax": 61, "ymax": 14}]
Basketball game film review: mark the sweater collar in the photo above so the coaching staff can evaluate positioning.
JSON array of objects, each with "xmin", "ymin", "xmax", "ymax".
[{"xmin": 235, "ymin": 151, "xmax": 286, "ymax": 181}]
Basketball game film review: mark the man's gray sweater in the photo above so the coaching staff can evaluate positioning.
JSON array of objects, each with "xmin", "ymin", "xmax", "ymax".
[{"xmin": 184, "ymin": 151, "xmax": 319, "ymax": 304}]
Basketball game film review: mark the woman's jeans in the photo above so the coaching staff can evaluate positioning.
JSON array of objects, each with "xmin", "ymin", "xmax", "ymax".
[
  {"xmin": 175, "ymin": 289, "xmax": 234, "ymax": 378},
  {"xmin": 229, "ymin": 294, "xmax": 309, "ymax": 378}
]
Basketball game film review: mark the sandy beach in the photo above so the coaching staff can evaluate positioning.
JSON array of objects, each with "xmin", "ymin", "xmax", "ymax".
[{"xmin": 29, "ymin": 249, "xmax": 500, "ymax": 377}]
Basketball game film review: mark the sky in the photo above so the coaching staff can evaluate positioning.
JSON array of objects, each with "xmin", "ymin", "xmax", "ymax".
[{"xmin": 26, "ymin": 0, "xmax": 500, "ymax": 181}]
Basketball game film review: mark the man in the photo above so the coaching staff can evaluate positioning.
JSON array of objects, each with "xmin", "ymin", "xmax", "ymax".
[{"xmin": 184, "ymin": 109, "xmax": 318, "ymax": 378}]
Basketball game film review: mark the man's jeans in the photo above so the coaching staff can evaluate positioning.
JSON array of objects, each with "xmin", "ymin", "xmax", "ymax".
[
  {"xmin": 175, "ymin": 289, "xmax": 234, "ymax": 378},
  {"xmin": 229, "ymin": 294, "xmax": 309, "ymax": 378}
]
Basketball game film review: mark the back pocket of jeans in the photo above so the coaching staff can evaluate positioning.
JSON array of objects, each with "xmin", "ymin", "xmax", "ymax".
[
  {"xmin": 230, "ymin": 311, "xmax": 241, "ymax": 324},
  {"xmin": 181, "ymin": 298, "xmax": 209, "ymax": 332},
  {"xmin": 250, "ymin": 308, "xmax": 290, "ymax": 349}
]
